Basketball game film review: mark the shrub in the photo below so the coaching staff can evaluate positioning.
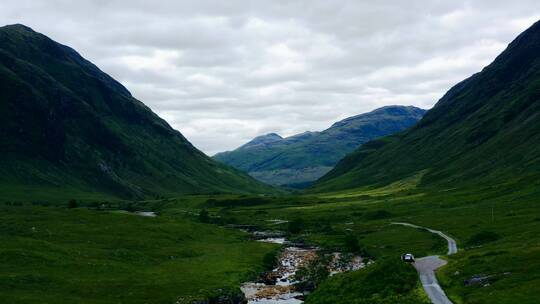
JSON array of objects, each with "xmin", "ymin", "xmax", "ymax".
[
  {"xmin": 287, "ymin": 218, "xmax": 305, "ymax": 234},
  {"xmin": 344, "ymin": 234, "xmax": 360, "ymax": 253},
  {"xmin": 205, "ymin": 197, "xmax": 271, "ymax": 207},
  {"xmin": 199, "ymin": 209, "xmax": 210, "ymax": 223},
  {"xmin": 262, "ymin": 250, "xmax": 279, "ymax": 270},
  {"xmin": 124, "ymin": 202, "xmax": 136, "ymax": 212},
  {"xmin": 294, "ymin": 255, "xmax": 331, "ymax": 292},
  {"xmin": 344, "ymin": 234, "xmax": 373, "ymax": 258},
  {"xmin": 68, "ymin": 199, "xmax": 78, "ymax": 209},
  {"xmin": 364, "ymin": 210, "xmax": 392, "ymax": 220},
  {"xmin": 316, "ymin": 223, "xmax": 334, "ymax": 233},
  {"xmin": 466, "ymin": 231, "xmax": 501, "ymax": 247},
  {"xmin": 305, "ymin": 258, "xmax": 420, "ymax": 304}
]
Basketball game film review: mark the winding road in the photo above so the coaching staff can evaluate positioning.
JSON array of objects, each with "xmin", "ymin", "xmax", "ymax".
[{"xmin": 392, "ymin": 222, "xmax": 457, "ymax": 304}]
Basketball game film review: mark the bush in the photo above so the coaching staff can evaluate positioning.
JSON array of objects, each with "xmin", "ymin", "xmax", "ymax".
[
  {"xmin": 294, "ymin": 255, "xmax": 331, "ymax": 292},
  {"xmin": 344, "ymin": 234, "xmax": 373, "ymax": 258},
  {"xmin": 466, "ymin": 231, "xmax": 501, "ymax": 247},
  {"xmin": 315, "ymin": 223, "xmax": 334, "ymax": 233},
  {"xmin": 262, "ymin": 250, "xmax": 279, "ymax": 270},
  {"xmin": 205, "ymin": 197, "xmax": 271, "ymax": 207},
  {"xmin": 287, "ymin": 218, "xmax": 304, "ymax": 234},
  {"xmin": 344, "ymin": 234, "xmax": 360, "ymax": 253},
  {"xmin": 124, "ymin": 202, "xmax": 136, "ymax": 212},
  {"xmin": 364, "ymin": 210, "xmax": 392, "ymax": 220},
  {"xmin": 305, "ymin": 258, "xmax": 422, "ymax": 304},
  {"xmin": 199, "ymin": 209, "xmax": 210, "ymax": 223},
  {"xmin": 68, "ymin": 199, "xmax": 78, "ymax": 209}
]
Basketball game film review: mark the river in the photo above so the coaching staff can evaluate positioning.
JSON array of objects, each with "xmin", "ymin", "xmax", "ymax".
[
  {"xmin": 241, "ymin": 235, "xmax": 316, "ymax": 303},
  {"xmin": 241, "ymin": 232, "xmax": 365, "ymax": 303}
]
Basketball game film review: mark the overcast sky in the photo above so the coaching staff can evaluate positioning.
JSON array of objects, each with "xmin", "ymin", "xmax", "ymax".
[{"xmin": 1, "ymin": 1, "xmax": 539, "ymax": 154}]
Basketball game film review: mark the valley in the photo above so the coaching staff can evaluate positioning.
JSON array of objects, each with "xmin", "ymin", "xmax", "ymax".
[
  {"xmin": 4, "ymin": 178, "xmax": 540, "ymax": 303},
  {"xmin": 179, "ymin": 178, "xmax": 540, "ymax": 303},
  {"xmin": 0, "ymin": 11, "xmax": 539, "ymax": 304}
]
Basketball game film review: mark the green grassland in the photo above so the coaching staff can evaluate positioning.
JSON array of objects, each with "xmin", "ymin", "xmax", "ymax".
[
  {"xmin": 0, "ymin": 204, "xmax": 277, "ymax": 303},
  {"xmin": 2, "ymin": 175, "xmax": 539, "ymax": 303},
  {"xmin": 174, "ymin": 175, "xmax": 540, "ymax": 304},
  {"xmin": 305, "ymin": 258, "xmax": 430, "ymax": 304}
]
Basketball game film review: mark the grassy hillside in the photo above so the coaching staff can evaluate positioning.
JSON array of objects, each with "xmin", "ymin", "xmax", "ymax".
[
  {"xmin": 305, "ymin": 258, "xmax": 428, "ymax": 304},
  {"xmin": 214, "ymin": 106, "xmax": 425, "ymax": 187},
  {"xmin": 312, "ymin": 20, "xmax": 540, "ymax": 193},
  {"xmin": 0, "ymin": 204, "xmax": 277, "ymax": 303},
  {"xmin": 0, "ymin": 24, "xmax": 274, "ymax": 200}
]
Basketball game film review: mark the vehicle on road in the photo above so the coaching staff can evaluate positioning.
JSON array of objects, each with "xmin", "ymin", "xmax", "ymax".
[{"xmin": 401, "ymin": 253, "xmax": 415, "ymax": 263}]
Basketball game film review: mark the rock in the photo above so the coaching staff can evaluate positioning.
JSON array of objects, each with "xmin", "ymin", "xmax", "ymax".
[{"xmin": 464, "ymin": 274, "xmax": 495, "ymax": 286}]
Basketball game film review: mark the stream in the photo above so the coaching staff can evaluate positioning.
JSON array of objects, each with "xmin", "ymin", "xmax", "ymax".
[
  {"xmin": 241, "ymin": 231, "xmax": 365, "ymax": 304},
  {"xmin": 114, "ymin": 210, "xmax": 157, "ymax": 217},
  {"xmin": 241, "ymin": 234, "xmax": 315, "ymax": 304}
]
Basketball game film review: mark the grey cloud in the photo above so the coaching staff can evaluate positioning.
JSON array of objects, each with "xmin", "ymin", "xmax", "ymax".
[{"xmin": 1, "ymin": 0, "xmax": 539, "ymax": 154}]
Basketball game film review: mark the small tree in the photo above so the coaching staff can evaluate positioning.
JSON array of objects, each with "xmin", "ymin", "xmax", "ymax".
[
  {"xmin": 262, "ymin": 250, "xmax": 279, "ymax": 270},
  {"xmin": 344, "ymin": 234, "xmax": 373, "ymax": 258},
  {"xmin": 125, "ymin": 202, "xmax": 136, "ymax": 212},
  {"xmin": 199, "ymin": 209, "xmax": 210, "ymax": 223},
  {"xmin": 345, "ymin": 234, "xmax": 360, "ymax": 253},
  {"xmin": 68, "ymin": 199, "xmax": 78, "ymax": 209},
  {"xmin": 294, "ymin": 255, "xmax": 330, "ymax": 291},
  {"xmin": 288, "ymin": 218, "xmax": 304, "ymax": 234}
]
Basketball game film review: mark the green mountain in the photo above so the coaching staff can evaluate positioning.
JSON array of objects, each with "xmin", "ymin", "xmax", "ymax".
[
  {"xmin": 0, "ymin": 24, "xmax": 274, "ymax": 200},
  {"xmin": 214, "ymin": 106, "xmax": 426, "ymax": 187},
  {"xmin": 312, "ymin": 20, "xmax": 540, "ymax": 193}
]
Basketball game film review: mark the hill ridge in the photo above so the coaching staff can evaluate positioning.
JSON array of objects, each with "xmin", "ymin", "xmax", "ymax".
[
  {"xmin": 0, "ymin": 24, "xmax": 274, "ymax": 200},
  {"xmin": 312, "ymin": 19, "xmax": 540, "ymax": 192},
  {"xmin": 214, "ymin": 105, "xmax": 426, "ymax": 187}
]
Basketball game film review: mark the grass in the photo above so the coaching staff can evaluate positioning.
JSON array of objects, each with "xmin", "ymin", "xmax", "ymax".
[
  {"xmin": 305, "ymin": 258, "xmax": 429, "ymax": 304},
  {"xmin": 177, "ymin": 175, "xmax": 540, "ymax": 304},
  {"xmin": 2, "ymin": 175, "xmax": 539, "ymax": 303},
  {"xmin": 0, "ymin": 204, "xmax": 277, "ymax": 303},
  {"xmin": 0, "ymin": 183, "xmax": 119, "ymax": 203}
]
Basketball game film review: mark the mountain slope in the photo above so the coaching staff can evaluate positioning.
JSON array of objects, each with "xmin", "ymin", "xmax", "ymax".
[
  {"xmin": 312, "ymin": 20, "xmax": 540, "ymax": 192},
  {"xmin": 0, "ymin": 24, "xmax": 274, "ymax": 200},
  {"xmin": 214, "ymin": 106, "xmax": 426, "ymax": 187}
]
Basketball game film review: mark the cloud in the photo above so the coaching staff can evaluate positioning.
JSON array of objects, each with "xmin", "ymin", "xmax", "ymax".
[{"xmin": 1, "ymin": 0, "xmax": 539, "ymax": 154}]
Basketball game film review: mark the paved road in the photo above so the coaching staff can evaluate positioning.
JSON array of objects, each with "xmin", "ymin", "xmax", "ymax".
[
  {"xmin": 392, "ymin": 222, "xmax": 457, "ymax": 255},
  {"xmin": 392, "ymin": 222, "xmax": 457, "ymax": 304}
]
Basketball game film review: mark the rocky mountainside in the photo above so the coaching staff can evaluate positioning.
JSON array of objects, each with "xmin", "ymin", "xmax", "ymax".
[
  {"xmin": 214, "ymin": 106, "xmax": 426, "ymax": 187},
  {"xmin": 0, "ymin": 24, "xmax": 274, "ymax": 200}
]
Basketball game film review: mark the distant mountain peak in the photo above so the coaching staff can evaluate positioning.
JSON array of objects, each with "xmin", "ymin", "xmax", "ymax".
[
  {"xmin": 2, "ymin": 23, "xmax": 35, "ymax": 31},
  {"xmin": 330, "ymin": 105, "xmax": 426, "ymax": 128},
  {"xmin": 214, "ymin": 105, "xmax": 426, "ymax": 187},
  {"xmin": 239, "ymin": 133, "xmax": 283, "ymax": 150}
]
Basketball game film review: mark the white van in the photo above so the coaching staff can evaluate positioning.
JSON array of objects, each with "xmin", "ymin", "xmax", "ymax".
[{"xmin": 401, "ymin": 253, "xmax": 415, "ymax": 263}]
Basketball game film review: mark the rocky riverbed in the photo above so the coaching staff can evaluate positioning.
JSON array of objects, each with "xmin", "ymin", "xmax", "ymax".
[{"xmin": 241, "ymin": 232, "xmax": 366, "ymax": 303}]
